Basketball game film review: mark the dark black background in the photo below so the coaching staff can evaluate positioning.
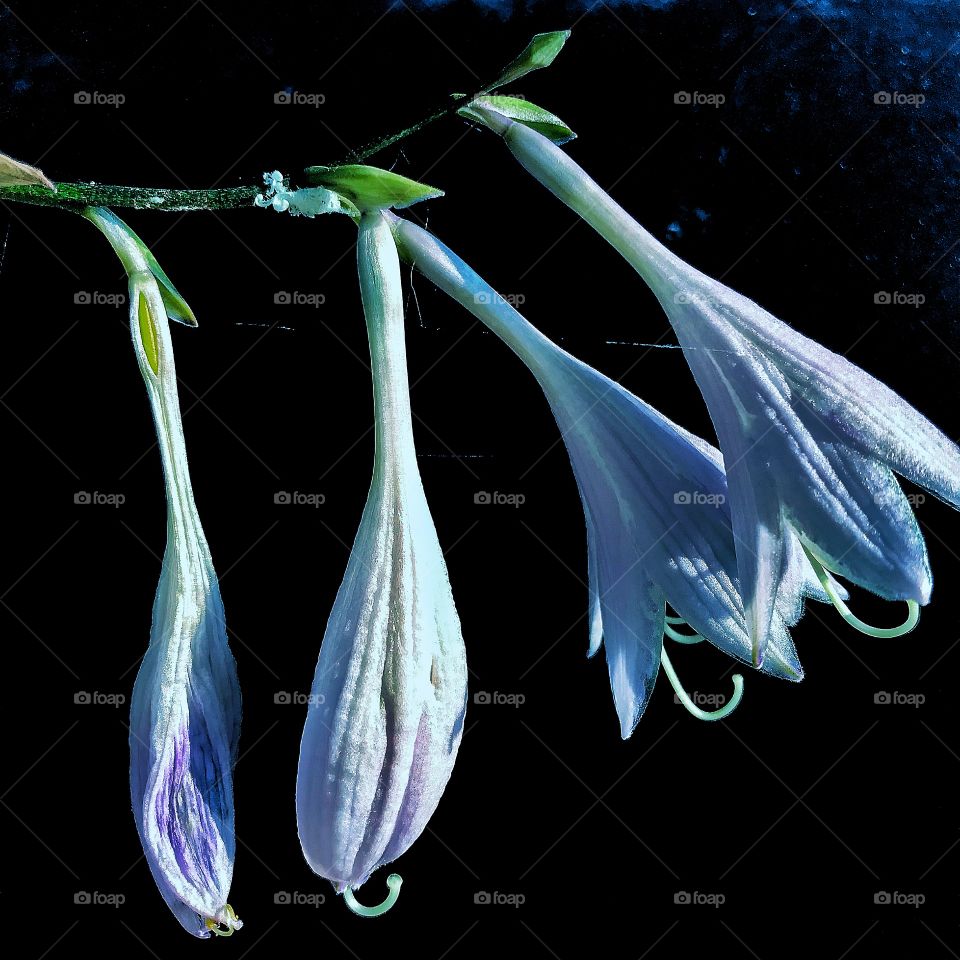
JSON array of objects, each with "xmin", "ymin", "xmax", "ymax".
[{"xmin": 3, "ymin": 0, "xmax": 960, "ymax": 956}]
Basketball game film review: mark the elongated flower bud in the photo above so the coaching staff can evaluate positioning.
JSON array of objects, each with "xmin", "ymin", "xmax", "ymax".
[
  {"xmin": 296, "ymin": 211, "xmax": 468, "ymax": 899},
  {"xmin": 85, "ymin": 208, "xmax": 242, "ymax": 937}
]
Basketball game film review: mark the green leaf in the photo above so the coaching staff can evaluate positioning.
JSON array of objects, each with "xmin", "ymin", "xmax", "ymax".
[
  {"xmin": 302, "ymin": 165, "xmax": 443, "ymax": 211},
  {"xmin": 459, "ymin": 96, "xmax": 576, "ymax": 144},
  {"xmin": 487, "ymin": 30, "xmax": 571, "ymax": 91},
  {"xmin": 0, "ymin": 150, "xmax": 55, "ymax": 191}
]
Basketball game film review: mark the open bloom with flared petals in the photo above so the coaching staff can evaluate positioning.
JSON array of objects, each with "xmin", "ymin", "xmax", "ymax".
[
  {"xmin": 86, "ymin": 208, "xmax": 242, "ymax": 938},
  {"xmin": 296, "ymin": 211, "xmax": 468, "ymax": 905},
  {"xmin": 390, "ymin": 213, "xmax": 840, "ymax": 738},
  {"xmin": 465, "ymin": 102, "xmax": 960, "ymax": 662}
]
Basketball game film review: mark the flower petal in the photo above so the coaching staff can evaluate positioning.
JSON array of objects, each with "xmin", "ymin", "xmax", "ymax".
[
  {"xmin": 780, "ymin": 405, "xmax": 932, "ymax": 601},
  {"xmin": 592, "ymin": 531, "xmax": 665, "ymax": 739},
  {"xmin": 708, "ymin": 279, "xmax": 960, "ymax": 510},
  {"xmin": 667, "ymin": 327, "xmax": 787, "ymax": 663},
  {"xmin": 133, "ymin": 625, "xmax": 238, "ymax": 931}
]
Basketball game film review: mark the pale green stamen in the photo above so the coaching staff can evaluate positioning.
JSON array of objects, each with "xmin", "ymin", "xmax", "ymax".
[
  {"xmin": 802, "ymin": 545, "xmax": 921, "ymax": 638},
  {"xmin": 343, "ymin": 874, "xmax": 403, "ymax": 917},
  {"xmin": 660, "ymin": 646, "xmax": 743, "ymax": 721},
  {"xmin": 664, "ymin": 622, "xmax": 704, "ymax": 644}
]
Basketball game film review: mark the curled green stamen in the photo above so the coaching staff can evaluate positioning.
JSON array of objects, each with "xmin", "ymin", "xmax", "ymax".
[
  {"xmin": 660, "ymin": 645, "xmax": 743, "ymax": 721},
  {"xmin": 664, "ymin": 622, "xmax": 704, "ymax": 644},
  {"xmin": 801, "ymin": 545, "xmax": 921, "ymax": 638},
  {"xmin": 343, "ymin": 873, "xmax": 403, "ymax": 917},
  {"xmin": 665, "ymin": 615, "xmax": 686, "ymax": 625}
]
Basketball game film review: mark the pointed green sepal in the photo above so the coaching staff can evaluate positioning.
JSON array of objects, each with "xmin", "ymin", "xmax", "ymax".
[
  {"xmin": 459, "ymin": 95, "xmax": 576, "ymax": 144},
  {"xmin": 82, "ymin": 207, "xmax": 197, "ymax": 326},
  {"xmin": 138, "ymin": 237, "xmax": 197, "ymax": 327},
  {"xmin": 302, "ymin": 164, "xmax": 443, "ymax": 212},
  {"xmin": 487, "ymin": 31, "xmax": 571, "ymax": 91}
]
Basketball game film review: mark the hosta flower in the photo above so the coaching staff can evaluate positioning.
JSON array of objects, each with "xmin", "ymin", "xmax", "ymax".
[
  {"xmin": 296, "ymin": 209, "xmax": 468, "ymax": 910},
  {"xmin": 85, "ymin": 208, "xmax": 242, "ymax": 937},
  {"xmin": 389, "ymin": 213, "xmax": 841, "ymax": 738},
  {"xmin": 463, "ymin": 101, "xmax": 960, "ymax": 661}
]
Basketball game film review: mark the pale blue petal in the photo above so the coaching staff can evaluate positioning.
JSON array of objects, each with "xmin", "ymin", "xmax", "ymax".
[
  {"xmin": 709, "ymin": 279, "xmax": 960, "ymax": 510},
  {"xmin": 659, "ymin": 278, "xmax": 945, "ymax": 614},
  {"xmin": 542, "ymin": 352, "xmax": 796, "ymax": 682},
  {"xmin": 669, "ymin": 326, "xmax": 787, "ymax": 663},
  {"xmin": 591, "ymin": 526, "xmax": 665, "ymax": 739},
  {"xmin": 765, "ymin": 617, "xmax": 804, "ymax": 681},
  {"xmin": 129, "ymin": 550, "xmax": 240, "ymax": 937},
  {"xmin": 780, "ymin": 406, "xmax": 932, "ymax": 602}
]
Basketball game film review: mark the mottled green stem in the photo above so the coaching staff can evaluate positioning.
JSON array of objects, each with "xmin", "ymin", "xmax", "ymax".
[{"xmin": 0, "ymin": 182, "xmax": 260, "ymax": 211}]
